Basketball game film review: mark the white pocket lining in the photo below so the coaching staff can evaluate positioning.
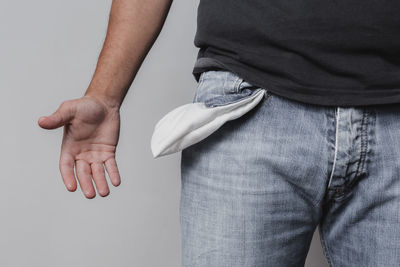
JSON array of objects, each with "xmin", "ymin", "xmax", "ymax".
[{"xmin": 151, "ymin": 89, "xmax": 267, "ymax": 158}]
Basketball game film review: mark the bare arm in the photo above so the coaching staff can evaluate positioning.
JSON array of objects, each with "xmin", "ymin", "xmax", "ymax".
[
  {"xmin": 86, "ymin": 0, "xmax": 174, "ymax": 108},
  {"xmin": 38, "ymin": 0, "xmax": 173, "ymax": 198}
]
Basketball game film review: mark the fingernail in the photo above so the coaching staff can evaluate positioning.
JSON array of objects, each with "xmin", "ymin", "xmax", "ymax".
[
  {"xmin": 85, "ymin": 191, "xmax": 95, "ymax": 199},
  {"xmin": 100, "ymin": 190, "xmax": 110, "ymax": 197},
  {"xmin": 38, "ymin": 117, "xmax": 46, "ymax": 123}
]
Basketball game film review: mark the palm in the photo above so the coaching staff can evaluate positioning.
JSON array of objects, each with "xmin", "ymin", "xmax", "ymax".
[
  {"xmin": 39, "ymin": 95, "xmax": 121, "ymax": 198},
  {"xmin": 62, "ymin": 96, "xmax": 119, "ymax": 162}
]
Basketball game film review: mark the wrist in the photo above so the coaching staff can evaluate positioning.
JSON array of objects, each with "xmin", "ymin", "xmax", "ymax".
[{"xmin": 84, "ymin": 90, "xmax": 122, "ymax": 111}]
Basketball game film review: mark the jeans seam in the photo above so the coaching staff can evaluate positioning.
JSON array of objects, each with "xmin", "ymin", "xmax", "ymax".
[
  {"xmin": 343, "ymin": 109, "xmax": 369, "ymax": 193},
  {"xmin": 357, "ymin": 109, "xmax": 369, "ymax": 177},
  {"xmin": 327, "ymin": 107, "xmax": 340, "ymax": 189},
  {"xmin": 204, "ymin": 88, "xmax": 265, "ymax": 108}
]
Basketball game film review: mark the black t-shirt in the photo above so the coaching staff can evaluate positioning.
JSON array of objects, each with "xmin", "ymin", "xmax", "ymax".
[{"xmin": 192, "ymin": 0, "xmax": 400, "ymax": 106}]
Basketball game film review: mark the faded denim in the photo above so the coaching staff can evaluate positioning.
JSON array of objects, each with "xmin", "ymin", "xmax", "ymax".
[{"xmin": 180, "ymin": 70, "xmax": 400, "ymax": 267}]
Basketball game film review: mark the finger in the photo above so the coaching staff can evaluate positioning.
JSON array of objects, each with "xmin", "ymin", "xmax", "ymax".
[
  {"xmin": 90, "ymin": 162, "xmax": 110, "ymax": 197},
  {"xmin": 75, "ymin": 160, "xmax": 96, "ymax": 199},
  {"xmin": 105, "ymin": 158, "xmax": 121, "ymax": 187},
  {"xmin": 59, "ymin": 153, "xmax": 77, "ymax": 192},
  {"xmin": 38, "ymin": 101, "xmax": 75, "ymax": 130}
]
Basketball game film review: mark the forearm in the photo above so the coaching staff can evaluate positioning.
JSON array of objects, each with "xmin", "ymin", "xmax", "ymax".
[{"xmin": 85, "ymin": 0, "xmax": 173, "ymax": 109}]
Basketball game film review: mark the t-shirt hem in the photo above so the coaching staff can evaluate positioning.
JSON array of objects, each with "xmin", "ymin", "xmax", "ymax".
[{"xmin": 192, "ymin": 55, "xmax": 400, "ymax": 107}]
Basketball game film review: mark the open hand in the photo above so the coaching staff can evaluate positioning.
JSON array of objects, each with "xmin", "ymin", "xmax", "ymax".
[{"xmin": 38, "ymin": 95, "xmax": 121, "ymax": 198}]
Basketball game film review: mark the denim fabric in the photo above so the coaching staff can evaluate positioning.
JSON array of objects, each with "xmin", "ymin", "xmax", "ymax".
[{"xmin": 180, "ymin": 70, "xmax": 400, "ymax": 267}]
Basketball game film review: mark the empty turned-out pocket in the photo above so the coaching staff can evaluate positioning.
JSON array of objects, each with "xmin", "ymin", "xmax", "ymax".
[{"xmin": 150, "ymin": 87, "xmax": 269, "ymax": 158}]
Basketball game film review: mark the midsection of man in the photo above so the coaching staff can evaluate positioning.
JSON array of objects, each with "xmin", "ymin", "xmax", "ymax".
[{"xmin": 192, "ymin": 0, "xmax": 400, "ymax": 106}]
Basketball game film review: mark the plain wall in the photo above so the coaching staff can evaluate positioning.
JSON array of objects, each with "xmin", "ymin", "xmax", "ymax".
[{"xmin": 0, "ymin": 0, "xmax": 329, "ymax": 266}]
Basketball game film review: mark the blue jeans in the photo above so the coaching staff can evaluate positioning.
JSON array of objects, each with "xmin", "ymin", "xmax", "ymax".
[{"xmin": 180, "ymin": 70, "xmax": 400, "ymax": 267}]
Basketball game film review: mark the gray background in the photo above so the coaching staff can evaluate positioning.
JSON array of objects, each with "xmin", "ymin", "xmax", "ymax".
[{"xmin": 0, "ymin": 0, "xmax": 329, "ymax": 266}]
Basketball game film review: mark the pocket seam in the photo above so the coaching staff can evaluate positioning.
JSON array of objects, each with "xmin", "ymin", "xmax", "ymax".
[{"xmin": 204, "ymin": 88, "xmax": 266, "ymax": 108}]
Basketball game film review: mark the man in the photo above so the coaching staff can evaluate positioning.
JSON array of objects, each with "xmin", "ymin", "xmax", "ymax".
[{"xmin": 38, "ymin": 0, "xmax": 400, "ymax": 266}]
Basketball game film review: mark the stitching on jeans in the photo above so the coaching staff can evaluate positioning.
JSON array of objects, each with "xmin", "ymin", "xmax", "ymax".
[
  {"xmin": 359, "ymin": 110, "xmax": 369, "ymax": 176},
  {"xmin": 327, "ymin": 107, "xmax": 340, "ymax": 189},
  {"xmin": 353, "ymin": 110, "xmax": 366, "ymax": 179},
  {"xmin": 360, "ymin": 109, "xmax": 374, "ymax": 176},
  {"xmin": 348, "ymin": 109, "xmax": 369, "ymax": 189}
]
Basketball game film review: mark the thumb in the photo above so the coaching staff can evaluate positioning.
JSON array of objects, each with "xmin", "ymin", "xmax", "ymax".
[{"xmin": 38, "ymin": 101, "xmax": 75, "ymax": 129}]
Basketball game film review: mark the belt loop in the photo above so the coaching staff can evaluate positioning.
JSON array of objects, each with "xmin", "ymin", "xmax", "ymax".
[{"xmin": 233, "ymin": 77, "xmax": 244, "ymax": 93}]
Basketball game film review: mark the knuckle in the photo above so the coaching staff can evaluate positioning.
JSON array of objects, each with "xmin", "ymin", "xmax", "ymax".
[{"xmin": 60, "ymin": 100, "xmax": 69, "ymax": 109}]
